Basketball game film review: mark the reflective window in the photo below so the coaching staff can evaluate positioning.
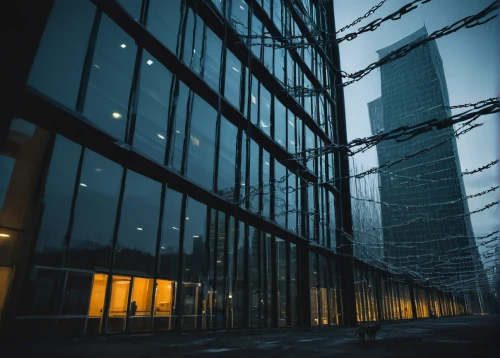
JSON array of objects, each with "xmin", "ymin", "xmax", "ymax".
[
  {"xmin": 287, "ymin": 173, "xmax": 297, "ymax": 232},
  {"xmin": 218, "ymin": 117, "xmax": 237, "ymax": 193},
  {"xmin": 84, "ymin": 15, "xmax": 137, "ymax": 140},
  {"xmin": 250, "ymin": 15, "xmax": 262, "ymax": 60},
  {"xmin": 274, "ymin": 47, "xmax": 285, "ymax": 83},
  {"xmin": 259, "ymin": 85, "xmax": 271, "ymax": 136},
  {"xmin": 67, "ymin": 149, "xmax": 122, "ymax": 270},
  {"xmin": 169, "ymin": 82, "xmax": 190, "ymax": 172},
  {"xmin": 232, "ymin": 221, "xmax": 246, "ymax": 328},
  {"xmin": 115, "ymin": 170, "xmax": 162, "ymax": 276},
  {"xmin": 133, "ymin": 51, "xmax": 173, "ymax": 164},
  {"xmin": 183, "ymin": 198, "xmax": 207, "ymax": 284},
  {"xmin": 18, "ymin": 268, "xmax": 63, "ymax": 316},
  {"xmin": 248, "ymin": 139, "xmax": 260, "ymax": 213},
  {"xmin": 204, "ymin": 28, "xmax": 222, "ymax": 91},
  {"xmin": 305, "ymin": 127, "xmax": 315, "ymax": 171},
  {"xmin": 262, "ymin": 151, "xmax": 271, "ymax": 217},
  {"xmin": 274, "ymin": 161, "xmax": 286, "ymax": 227},
  {"xmin": 276, "ymin": 238, "xmax": 287, "ymax": 326},
  {"xmin": 183, "ymin": 10, "xmax": 203, "ymax": 74},
  {"xmin": 117, "ymin": 0, "xmax": 142, "ymax": 20},
  {"xmin": 248, "ymin": 226, "xmax": 260, "ymax": 326},
  {"xmin": 239, "ymin": 131, "xmax": 248, "ymax": 208},
  {"xmin": 231, "ymin": 0, "xmax": 248, "ymax": 34},
  {"xmin": 274, "ymin": 98, "xmax": 286, "ymax": 147},
  {"xmin": 225, "ymin": 51, "xmax": 242, "ymax": 110},
  {"xmin": 159, "ymin": 189, "xmax": 182, "ymax": 281},
  {"xmin": 28, "ymin": 0, "xmax": 95, "ymax": 109},
  {"xmin": 35, "ymin": 136, "xmax": 81, "ymax": 267},
  {"xmin": 186, "ymin": 95, "xmax": 217, "ymax": 190},
  {"xmin": 287, "ymin": 114, "xmax": 296, "ymax": 153},
  {"xmin": 249, "ymin": 75, "xmax": 259, "ymax": 124},
  {"xmin": 61, "ymin": 272, "xmax": 93, "ymax": 315},
  {"xmin": 147, "ymin": 0, "xmax": 182, "ymax": 54}
]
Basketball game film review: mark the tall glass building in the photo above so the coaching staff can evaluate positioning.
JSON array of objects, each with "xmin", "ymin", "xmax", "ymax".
[{"xmin": 368, "ymin": 27, "xmax": 486, "ymax": 299}]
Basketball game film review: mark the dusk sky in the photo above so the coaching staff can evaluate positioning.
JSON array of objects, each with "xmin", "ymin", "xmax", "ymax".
[{"xmin": 333, "ymin": 0, "xmax": 500, "ymax": 270}]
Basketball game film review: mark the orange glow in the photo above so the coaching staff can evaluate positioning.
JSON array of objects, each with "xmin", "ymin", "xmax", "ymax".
[
  {"xmin": 88, "ymin": 274, "xmax": 108, "ymax": 317},
  {"xmin": 155, "ymin": 279, "xmax": 174, "ymax": 315},
  {"xmin": 131, "ymin": 277, "xmax": 153, "ymax": 316},
  {"xmin": 109, "ymin": 276, "xmax": 131, "ymax": 317}
]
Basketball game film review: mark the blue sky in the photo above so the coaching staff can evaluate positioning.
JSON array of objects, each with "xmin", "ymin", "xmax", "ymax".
[{"xmin": 333, "ymin": 0, "xmax": 500, "ymax": 271}]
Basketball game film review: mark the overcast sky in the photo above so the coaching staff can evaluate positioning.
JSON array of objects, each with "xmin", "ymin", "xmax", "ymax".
[{"xmin": 333, "ymin": 0, "xmax": 500, "ymax": 271}]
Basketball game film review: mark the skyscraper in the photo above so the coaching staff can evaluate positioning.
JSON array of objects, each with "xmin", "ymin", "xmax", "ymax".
[{"xmin": 368, "ymin": 27, "xmax": 484, "ymax": 295}]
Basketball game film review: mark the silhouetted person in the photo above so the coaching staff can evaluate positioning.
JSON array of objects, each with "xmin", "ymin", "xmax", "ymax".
[{"xmin": 130, "ymin": 301, "xmax": 137, "ymax": 316}]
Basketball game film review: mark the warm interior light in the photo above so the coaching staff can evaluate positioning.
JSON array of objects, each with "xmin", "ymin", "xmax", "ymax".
[
  {"xmin": 112, "ymin": 112, "xmax": 122, "ymax": 119},
  {"xmin": 0, "ymin": 234, "xmax": 10, "ymax": 238}
]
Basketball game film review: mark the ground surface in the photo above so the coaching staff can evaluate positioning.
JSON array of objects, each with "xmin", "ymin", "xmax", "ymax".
[{"xmin": 2, "ymin": 315, "xmax": 500, "ymax": 357}]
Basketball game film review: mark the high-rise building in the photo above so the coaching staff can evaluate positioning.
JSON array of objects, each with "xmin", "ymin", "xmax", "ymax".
[{"xmin": 368, "ymin": 27, "xmax": 485, "ymax": 295}]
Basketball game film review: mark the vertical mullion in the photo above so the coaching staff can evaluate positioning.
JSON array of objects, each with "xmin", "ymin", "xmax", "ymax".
[{"xmin": 174, "ymin": 193, "xmax": 188, "ymax": 330}]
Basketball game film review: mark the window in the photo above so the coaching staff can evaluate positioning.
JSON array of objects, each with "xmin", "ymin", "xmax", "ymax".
[
  {"xmin": 182, "ymin": 11, "xmax": 203, "ymax": 74},
  {"xmin": 186, "ymin": 95, "xmax": 217, "ymax": 190},
  {"xmin": 259, "ymin": 85, "xmax": 271, "ymax": 136},
  {"xmin": 274, "ymin": 98, "xmax": 286, "ymax": 147},
  {"xmin": 115, "ymin": 170, "xmax": 162, "ymax": 276},
  {"xmin": 117, "ymin": 0, "xmax": 142, "ymax": 19},
  {"xmin": 248, "ymin": 140, "xmax": 260, "ymax": 213},
  {"xmin": 67, "ymin": 149, "xmax": 122, "ymax": 270},
  {"xmin": 61, "ymin": 272, "xmax": 93, "ymax": 315},
  {"xmin": 218, "ymin": 117, "xmax": 237, "ymax": 193},
  {"xmin": 204, "ymin": 28, "xmax": 222, "ymax": 91},
  {"xmin": 169, "ymin": 81, "xmax": 190, "ymax": 172},
  {"xmin": 147, "ymin": 0, "xmax": 182, "ymax": 54},
  {"xmin": 274, "ymin": 161, "xmax": 286, "ymax": 227},
  {"xmin": 159, "ymin": 189, "xmax": 183, "ymax": 281},
  {"xmin": 133, "ymin": 51, "xmax": 173, "ymax": 164},
  {"xmin": 231, "ymin": 0, "xmax": 248, "ymax": 34},
  {"xmin": 28, "ymin": 0, "xmax": 96, "ymax": 109},
  {"xmin": 18, "ymin": 268, "xmax": 64, "ymax": 316},
  {"xmin": 35, "ymin": 136, "xmax": 81, "ymax": 267},
  {"xmin": 232, "ymin": 221, "xmax": 246, "ymax": 328},
  {"xmin": 183, "ymin": 198, "xmax": 207, "ymax": 283},
  {"xmin": 262, "ymin": 151, "xmax": 271, "ymax": 217},
  {"xmin": 224, "ymin": 51, "xmax": 242, "ymax": 110},
  {"xmin": 249, "ymin": 75, "xmax": 259, "ymax": 124},
  {"xmin": 84, "ymin": 14, "xmax": 137, "ymax": 140}
]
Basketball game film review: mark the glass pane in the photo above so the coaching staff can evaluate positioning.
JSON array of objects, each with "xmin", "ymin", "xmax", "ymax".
[
  {"xmin": 183, "ymin": 198, "xmax": 207, "ymax": 284},
  {"xmin": 159, "ymin": 189, "xmax": 182, "ymax": 281},
  {"xmin": 107, "ymin": 275, "xmax": 131, "ymax": 332},
  {"xmin": 274, "ymin": 99, "xmax": 286, "ymax": 147},
  {"xmin": 115, "ymin": 170, "xmax": 161, "ymax": 276},
  {"xmin": 274, "ymin": 161, "xmax": 286, "ymax": 227},
  {"xmin": 133, "ymin": 50, "xmax": 172, "ymax": 163},
  {"xmin": 61, "ymin": 272, "xmax": 92, "ymax": 315},
  {"xmin": 169, "ymin": 82, "xmax": 189, "ymax": 172},
  {"xmin": 218, "ymin": 117, "xmax": 237, "ymax": 193},
  {"xmin": 147, "ymin": 0, "xmax": 182, "ymax": 53},
  {"xmin": 225, "ymin": 51, "xmax": 242, "ymax": 109},
  {"xmin": 259, "ymin": 85, "xmax": 271, "ymax": 136},
  {"xmin": 67, "ymin": 149, "xmax": 122, "ymax": 270},
  {"xmin": 153, "ymin": 279, "xmax": 175, "ymax": 330},
  {"xmin": 232, "ymin": 221, "xmax": 245, "ymax": 328},
  {"xmin": 204, "ymin": 28, "xmax": 222, "ymax": 91},
  {"xmin": 0, "ymin": 266, "xmax": 13, "ymax": 318},
  {"xmin": 35, "ymin": 136, "xmax": 81, "ymax": 267},
  {"xmin": 131, "ymin": 277, "xmax": 153, "ymax": 316},
  {"xmin": 88, "ymin": 273, "xmax": 108, "ymax": 317},
  {"xmin": 186, "ymin": 95, "xmax": 217, "ymax": 190},
  {"xmin": 117, "ymin": 0, "xmax": 142, "ymax": 20},
  {"xmin": 248, "ymin": 140, "xmax": 259, "ymax": 213},
  {"xmin": 262, "ymin": 151, "xmax": 271, "ymax": 217},
  {"xmin": 28, "ymin": 0, "xmax": 95, "ymax": 109},
  {"xmin": 182, "ymin": 11, "xmax": 203, "ymax": 74},
  {"xmin": 276, "ymin": 238, "xmax": 287, "ymax": 327},
  {"xmin": 18, "ymin": 268, "xmax": 64, "ymax": 316},
  {"xmin": 231, "ymin": 0, "xmax": 248, "ymax": 34}
]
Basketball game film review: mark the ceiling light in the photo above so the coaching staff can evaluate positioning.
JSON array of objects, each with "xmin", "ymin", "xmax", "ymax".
[
  {"xmin": 80, "ymin": 183, "xmax": 87, "ymax": 187},
  {"xmin": 288, "ymin": 120, "xmax": 294, "ymax": 127},
  {"xmin": 265, "ymin": 161, "xmax": 270, "ymax": 165},
  {"xmin": 193, "ymin": 235, "xmax": 200, "ymax": 238},
  {"xmin": 112, "ymin": 112, "xmax": 122, "ymax": 119},
  {"xmin": 120, "ymin": 44, "xmax": 127, "ymax": 48},
  {"xmin": 232, "ymin": 67, "xmax": 240, "ymax": 73},
  {"xmin": 240, "ymin": 6, "xmax": 244, "ymax": 10},
  {"xmin": 157, "ymin": 134, "xmax": 165, "ymax": 140},
  {"xmin": 94, "ymin": 64, "xmax": 99, "ymax": 68},
  {"xmin": 260, "ymin": 121, "xmax": 269, "ymax": 128},
  {"xmin": 190, "ymin": 135, "xmax": 200, "ymax": 147},
  {"xmin": 95, "ymin": 168, "xmax": 102, "ymax": 172},
  {"xmin": 161, "ymin": 246, "xmax": 165, "ymax": 249},
  {"xmin": 186, "ymin": 217, "xmax": 189, "ymax": 220},
  {"xmin": 251, "ymin": 94, "xmax": 257, "ymax": 104},
  {"xmin": 137, "ymin": 228, "xmax": 143, "ymax": 231},
  {"xmin": 172, "ymin": 226, "xmax": 179, "ymax": 230},
  {"xmin": 176, "ymin": 130, "xmax": 180, "ymax": 134},
  {"xmin": 146, "ymin": 60, "xmax": 153, "ymax": 65},
  {"xmin": 0, "ymin": 233, "xmax": 10, "ymax": 238}
]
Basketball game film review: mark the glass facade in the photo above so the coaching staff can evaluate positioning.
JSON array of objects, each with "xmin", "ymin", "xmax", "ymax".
[{"xmin": 1, "ymin": 0, "xmax": 493, "ymax": 336}]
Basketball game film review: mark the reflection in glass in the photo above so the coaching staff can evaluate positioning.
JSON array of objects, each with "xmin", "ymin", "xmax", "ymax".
[
  {"xmin": 262, "ymin": 151, "xmax": 271, "ymax": 217},
  {"xmin": 159, "ymin": 189, "xmax": 182, "ymax": 281},
  {"xmin": 218, "ymin": 117, "xmax": 237, "ymax": 193},
  {"xmin": 225, "ymin": 51, "xmax": 242, "ymax": 110},
  {"xmin": 115, "ymin": 170, "xmax": 161, "ymax": 276},
  {"xmin": 61, "ymin": 272, "xmax": 92, "ymax": 315},
  {"xmin": 67, "ymin": 149, "xmax": 122, "ymax": 270},
  {"xmin": 276, "ymin": 238, "xmax": 287, "ymax": 327},
  {"xmin": 259, "ymin": 85, "xmax": 271, "ymax": 136},
  {"xmin": 18, "ymin": 268, "xmax": 64, "ymax": 316},
  {"xmin": 28, "ymin": 0, "xmax": 95, "ymax": 109},
  {"xmin": 183, "ymin": 10, "xmax": 203, "ymax": 74},
  {"xmin": 133, "ymin": 50, "xmax": 173, "ymax": 163},
  {"xmin": 274, "ymin": 99, "xmax": 286, "ymax": 147},
  {"xmin": 204, "ymin": 28, "xmax": 222, "ymax": 91},
  {"xmin": 84, "ymin": 15, "xmax": 136, "ymax": 140},
  {"xmin": 248, "ymin": 140, "xmax": 260, "ymax": 213},
  {"xmin": 274, "ymin": 161, "xmax": 286, "ymax": 227},
  {"xmin": 169, "ymin": 81, "xmax": 189, "ymax": 172},
  {"xmin": 232, "ymin": 221, "xmax": 246, "ymax": 328},
  {"xmin": 183, "ymin": 198, "xmax": 207, "ymax": 284},
  {"xmin": 35, "ymin": 136, "xmax": 81, "ymax": 267},
  {"xmin": 147, "ymin": 0, "xmax": 182, "ymax": 53},
  {"xmin": 186, "ymin": 95, "xmax": 217, "ymax": 190}
]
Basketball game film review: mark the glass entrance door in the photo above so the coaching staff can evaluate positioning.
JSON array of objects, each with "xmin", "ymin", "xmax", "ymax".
[{"xmin": 86, "ymin": 273, "xmax": 108, "ymax": 334}]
